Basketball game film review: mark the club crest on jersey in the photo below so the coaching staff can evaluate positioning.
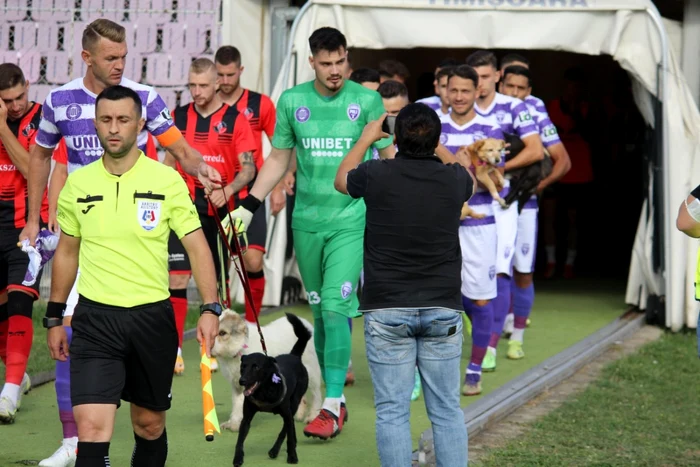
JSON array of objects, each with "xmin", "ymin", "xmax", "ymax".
[
  {"xmin": 295, "ymin": 106, "xmax": 310, "ymax": 123},
  {"xmin": 439, "ymin": 133, "xmax": 448, "ymax": 145},
  {"xmin": 347, "ymin": 104, "xmax": 361, "ymax": 121},
  {"xmin": 137, "ymin": 200, "xmax": 161, "ymax": 231},
  {"xmin": 473, "ymin": 131, "xmax": 486, "ymax": 141},
  {"xmin": 244, "ymin": 107, "xmax": 254, "ymax": 120},
  {"xmin": 213, "ymin": 121, "xmax": 227, "ymax": 134},
  {"xmin": 341, "ymin": 281, "xmax": 353, "ymax": 299},
  {"xmin": 66, "ymin": 104, "xmax": 82, "ymax": 121},
  {"xmin": 495, "ymin": 110, "xmax": 507, "ymax": 123},
  {"xmin": 22, "ymin": 122, "xmax": 36, "ymax": 138},
  {"xmin": 522, "ymin": 243, "xmax": 530, "ymax": 255}
]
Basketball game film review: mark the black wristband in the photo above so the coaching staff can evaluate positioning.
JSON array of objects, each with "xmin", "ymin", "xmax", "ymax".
[
  {"xmin": 46, "ymin": 301, "xmax": 67, "ymax": 319},
  {"xmin": 240, "ymin": 194, "xmax": 262, "ymax": 213}
]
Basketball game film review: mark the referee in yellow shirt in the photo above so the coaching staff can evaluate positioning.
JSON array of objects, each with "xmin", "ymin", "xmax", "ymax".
[{"xmin": 44, "ymin": 85, "xmax": 220, "ymax": 467}]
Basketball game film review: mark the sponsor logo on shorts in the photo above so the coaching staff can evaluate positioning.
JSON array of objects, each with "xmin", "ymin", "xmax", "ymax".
[
  {"xmin": 295, "ymin": 106, "xmax": 310, "ymax": 123},
  {"xmin": 522, "ymin": 243, "xmax": 530, "ymax": 255},
  {"xmin": 347, "ymin": 103, "xmax": 361, "ymax": 121},
  {"xmin": 489, "ymin": 266, "xmax": 496, "ymax": 281},
  {"xmin": 341, "ymin": 281, "xmax": 353, "ymax": 299},
  {"xmin": 66, "ymin": 103, "xmax": 82, "ymax": 121},
  {"xmin": 169, "ymin": 253, "xmax": 185, "ymax": 262},
  {"xmin": 504, "ymin": 246, "xmax": 512, "ymax": 258}
]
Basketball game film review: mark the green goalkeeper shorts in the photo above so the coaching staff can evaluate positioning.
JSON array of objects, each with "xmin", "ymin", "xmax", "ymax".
[{"xmin": 293, "ymin": 229, "xmax": 364, "ymax": 319}]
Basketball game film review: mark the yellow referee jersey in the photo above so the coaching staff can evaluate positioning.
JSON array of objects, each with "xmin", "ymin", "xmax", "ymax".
[{"xmin": 56, "ymin": 152, "xmax": 201, "ymax": 307}]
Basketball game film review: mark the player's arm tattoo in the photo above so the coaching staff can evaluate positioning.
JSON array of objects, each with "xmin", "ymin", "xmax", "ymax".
[{"xmin": 228, "ymin": 152, "xmax": 257, "ymax": 194}]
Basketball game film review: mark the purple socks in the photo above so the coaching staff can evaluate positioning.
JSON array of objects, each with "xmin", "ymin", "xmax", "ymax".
[
  {"xmin": 462, "ymin": 295, "xmax": 492, "ymax": 376},
  {"xmin": 488, "ymin": 276, "xmax": 511, "ymax": 348},
  {"xmin": 512, "ymin": 283, "xmax": 535, "ymax": 330},
  {"xmin": 56, "ymin": 325, "xmax": 77, "ymax": 439}
]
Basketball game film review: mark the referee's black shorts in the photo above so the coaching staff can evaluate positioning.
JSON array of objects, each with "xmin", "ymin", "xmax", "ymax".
[{"xmin": 69, "ymin": 295, "xmax": 178, "ymax": 411}]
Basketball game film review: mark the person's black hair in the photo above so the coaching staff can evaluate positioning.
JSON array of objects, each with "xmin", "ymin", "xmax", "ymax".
[
  {"xmin": 378, "ymin": 59, "xmax": 411, "ymax": 81},
  {"xmin": 349, "ymin": 67, "xmax": 381, "ymax": 85},
  {"xmin": 308, "ymin": 27, "xmax": 347, "ymax": 55},
  {"xmin": 465, "ymin": 50, "xmax": 498, "ymax": 69},
  {"xmin": 395, "ymin": 103, "xmax": 441, "ymax": 158},
  {"xmin": 448, "ymin": 64, "xmax": 479, "ymax": 88},
  {"xmin": 500, "ymin": 53, "xmax": 529, "ymax": 69},
  {"xmin": 502, "ymin": 65, "xmax": 532, "ymax": 87},
  {"xmin": 377, "ymin": 80, "xmax": 408, "ymax": 99},
  {"xmin": 437, "ymin": 57, "xmax": 459, "ymax": 69},
  {"xmin": 435, "ymin": 66, "xmax": 454, "ymax": 82},
  {"xmin": 95, "ymin": 85, "xmax": 142, "ymax": 118}
]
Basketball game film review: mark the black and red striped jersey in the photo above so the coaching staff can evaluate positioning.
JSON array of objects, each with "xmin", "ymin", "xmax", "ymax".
[
  {"xmin": 172, "ymin": 103, "xmax": 256, "ymax": 217},
  {"xmin": 0, "ymin": 102, "xmax": 48, "ymax": 228}
]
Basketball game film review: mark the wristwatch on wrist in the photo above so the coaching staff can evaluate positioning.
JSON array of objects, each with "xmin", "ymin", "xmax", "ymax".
[
  {"xmin": 43, "ymin": 317, "xmax": 63, "ymax": 329},
  {"xmin": 200, "ymin": 302, "xmax": 223, "ymax": 317}
]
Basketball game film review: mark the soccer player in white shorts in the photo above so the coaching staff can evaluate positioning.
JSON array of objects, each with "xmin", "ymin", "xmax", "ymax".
[
  {"xmin": 496, "ymin": 55, "xmax": 572, "ymax": 360},
  {"xmin": 465, "ymin": 51, "xmax": 544, "ymax": 368}
]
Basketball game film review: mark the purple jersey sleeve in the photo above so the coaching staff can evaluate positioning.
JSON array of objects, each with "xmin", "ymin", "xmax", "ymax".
[
  {"xmin": 510, "ymin": 101, "xmax": 539, "ymax": 140},
  {"xmin": 35, "ymin": 94, "xmax": 62, "ymax": 149},
  {"xmin": 145, "ymin": 88, "xmax": 175, "ymax": 137}
]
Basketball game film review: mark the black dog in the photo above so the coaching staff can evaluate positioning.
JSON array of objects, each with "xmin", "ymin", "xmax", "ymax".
[
  {"xmin": 503, "ymin": 132, "xmax": 553, "ymax": 212},
  {"xmin": 233, "ymin": 313, "xmax": 310, "ymax": 467}
]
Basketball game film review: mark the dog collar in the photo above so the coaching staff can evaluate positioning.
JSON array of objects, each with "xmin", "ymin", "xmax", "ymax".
[
  {"xmin": 249, "ymin": 363, "xmax": 287, "ymax": 410},
  {"xmin": 235, "ymin": 344, "xmax": 249, "ymax": 358}
]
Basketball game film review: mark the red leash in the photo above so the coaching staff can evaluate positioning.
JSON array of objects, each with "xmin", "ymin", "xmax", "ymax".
[{"xmin": 208, "ymin": 196, "xmax": 268, "ymax": 356}]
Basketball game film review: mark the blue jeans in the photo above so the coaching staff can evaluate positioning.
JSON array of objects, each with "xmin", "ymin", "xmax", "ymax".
[{"xmin": 364, "ymin": 308, "xmax": 468, "ymax": 467}]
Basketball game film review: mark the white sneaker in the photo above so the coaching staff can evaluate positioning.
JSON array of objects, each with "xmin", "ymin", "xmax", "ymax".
[
  {"xmin": 16, "ymin": 373, "xmax": 31, "ymax": 411},
  {"xmin": 0, "ymin": 396, "xmax": 17, "ymax": 424},
  {"xmin": 39, "ymin": 438, "xmax": 78, "ymax": 467}
]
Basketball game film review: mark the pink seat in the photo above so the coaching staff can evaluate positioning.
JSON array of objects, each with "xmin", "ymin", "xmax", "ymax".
[
  {"xmin": 81, "ymin": 0, "xmax": 122, "ymax": 22},
  {"xmin": 32, "ymin": 0, "xmax": 72, "ymax": 22},
  {"xmin": 72, "ymin": 52, "xmax": 88, "ymax": 79},
  {"xmin": 68, "ymin": 22, "xmax": 87, "ymax": 58},
  {"xmin": 178, "ymin": 88, "xmax": 192, "ymax": 106},
  {"xmin": 132, "ymin": 20, "xmax": 158, "ymax": 54},
  {"xmin": 122, "ymin": 53, "xmax": 144, "ymax": 82},
  {"xmin": 45, "ymin": 51, "xmax": 72, "ymax": 84},
  {"xmin": 179, "ymin": 0, "xmax": 218, "ymax": 21},
  {"xmin": 12, "ymin": 22, "xmax": 37, "ymax": 53},
  {"xmin": 4, "ymin": 0, "xmax": 29, "ymax": 21},
  {"xmin": 29, "ymin": 85, "xmax": 53, "ymax": 105},
  {"xmin": 145, "ymin": 54, "xmax": 170, "ymax": 86},
  {"xmin": 155, "ymin": 87, "xmax": 178, "ymax": 111},
  {"xmin": 0, "ymin": 23, "xmax": 7, "ymax": 52},
  {"xmin": 18, "ymin": 51, "xmax": 41, "ymax": 83},
  {"xmin": 161, "ymin": 23, "xmax": 186, "ymax": 53},
  {"xmin": 168, "ymin": 57, "xmax": 190, "ymax": 85},
  {"xmin": 38, "ymin": 22, "xmax": 62, "ymax": 53},
  {"xmin": 131, "ymin": 0, "xmax": 172, "ymax": 23},
  {"xmin": 184, "ymin": 21, "xmax": 210, "ymax": 55}
]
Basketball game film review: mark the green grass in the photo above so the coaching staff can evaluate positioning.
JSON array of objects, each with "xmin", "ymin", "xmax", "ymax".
[
  {"xmin": 1, "ymin": 282, "xmax": 623, "ymax": 466},
  {"xmin": 475, "ymin": 332, "xmax": 700, "ymax": 467}
]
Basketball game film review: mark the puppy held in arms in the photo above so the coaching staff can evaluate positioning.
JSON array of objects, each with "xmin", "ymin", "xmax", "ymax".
[
  {"xmin": 233, "ymin": 313, "xmax": 310, "ymax": 467},
  {"xmin": 467, "ymin": 138, "xmax": 508, "ymax": 208},
  {"xmin": 502, "ymin": 133, "xmax": 553, "ymax": 213}
]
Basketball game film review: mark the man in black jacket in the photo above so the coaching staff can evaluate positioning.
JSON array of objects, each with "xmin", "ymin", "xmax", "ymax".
[{"xmin": 335, "ymin": 103, "xmax": 472, "ymax": 466}]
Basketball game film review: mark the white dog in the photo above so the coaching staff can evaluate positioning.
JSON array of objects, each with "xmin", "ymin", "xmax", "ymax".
[{"xmin": 211, "ymin": 309, "xmax": 322, "ymax": 432}]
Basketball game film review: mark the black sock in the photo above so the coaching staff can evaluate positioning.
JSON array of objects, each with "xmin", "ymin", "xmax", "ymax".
[
  {"xmin": 75, "ymin": 442, "xmax": 110, "ymax": 467},
  {"xmin": 131, "ymin": 428, "xmax": 168, "ymax": 467}
]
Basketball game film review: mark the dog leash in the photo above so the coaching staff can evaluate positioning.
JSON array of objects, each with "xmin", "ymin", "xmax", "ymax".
[{"xmin": 207, "ymin": 191, "xmax": 268, "ymax": 356}]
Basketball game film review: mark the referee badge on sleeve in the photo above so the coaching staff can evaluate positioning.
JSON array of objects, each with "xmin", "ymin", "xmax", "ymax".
[{"xmin": 137, "ymin": 200, "xmax": 162, "ymax": 231}]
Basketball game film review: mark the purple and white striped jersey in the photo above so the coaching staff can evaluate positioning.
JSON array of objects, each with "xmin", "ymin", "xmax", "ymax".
[
  {"xmin": 35, "ymin": 77, "xmax": 175, "ymax": 174},
  {"xmin": 416, "ymin": 95, "xmax": 441, "ymax": 112},
  {"xmin": 524, "ymin": 94, "xmax": 561, "ymax": 149},
  {"xmin": 440, "ymin": 114, "xmax": 504, "ymax": 224},
  {"xmin": 475, "ymin": 92, "xmax": 539, "ymax": 140}
]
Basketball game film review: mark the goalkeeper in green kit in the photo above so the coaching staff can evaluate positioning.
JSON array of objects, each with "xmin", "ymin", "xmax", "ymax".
[{"xmin": 224, "ymin": 27, "xmax": 395, "ymax": 440}]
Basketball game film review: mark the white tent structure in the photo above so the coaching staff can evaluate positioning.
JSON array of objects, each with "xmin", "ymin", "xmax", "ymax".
[{"xmin": 230, "ymin": 0, "xmax": 700, "ymax": 331}]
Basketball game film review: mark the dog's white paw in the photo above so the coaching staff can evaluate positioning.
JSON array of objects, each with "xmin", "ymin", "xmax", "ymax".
[
  {"xmin": 497, "ymin": 197, "xmax": 508, "ymax": 208},
  {"xmin": 221, "ymin": 419, "xmax": 241, "ymax": 432},
  {"xmin": 294, "ymin": 397, "xmax": 308, "ymax": 422}
]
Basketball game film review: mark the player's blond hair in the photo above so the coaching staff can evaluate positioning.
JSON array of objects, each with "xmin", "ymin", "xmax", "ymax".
[
  {"xmin": 82, "ymin": 19, "xmax": 126, "ymax": 52},
  {"xmin": 190, "ymin": 58, "xmax": 216, "ymax": 75}
]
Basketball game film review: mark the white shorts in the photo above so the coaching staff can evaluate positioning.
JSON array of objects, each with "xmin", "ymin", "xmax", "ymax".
[
  {"xmin": 63, "ymin": 270, "xmax": 80, "ymax": 317},
  {"xmin": 494, "ymin": 195, "xmax": 518, "ymax": 276},
  {"xmin": 514, "ymin": 197, "xmax": 539, "ymax": 274},
  {"xmin": 459, "ymin": 222, "xmax": 497, "ymax": 301}
]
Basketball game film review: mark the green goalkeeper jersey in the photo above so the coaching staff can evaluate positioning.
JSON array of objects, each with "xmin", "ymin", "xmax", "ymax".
[{"xmin": 272, "ymin": 80, "xmax": 393, "ymax": 232}]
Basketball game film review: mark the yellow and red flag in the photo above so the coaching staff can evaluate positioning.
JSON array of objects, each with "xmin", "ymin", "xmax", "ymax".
[{"xmin": 200, "ymin": 343, "xmax": 221, "ymax": 441}]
